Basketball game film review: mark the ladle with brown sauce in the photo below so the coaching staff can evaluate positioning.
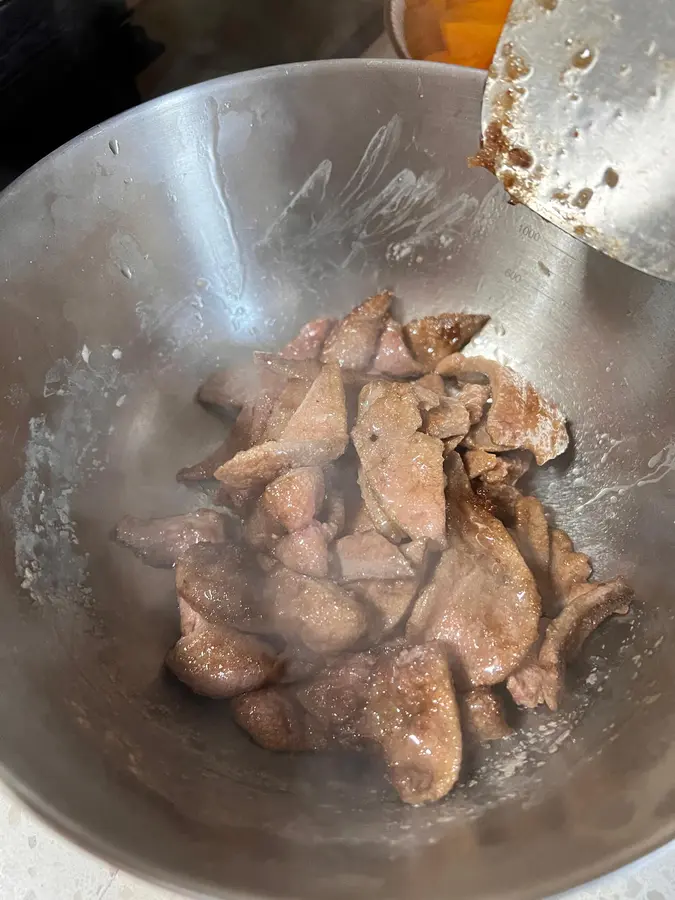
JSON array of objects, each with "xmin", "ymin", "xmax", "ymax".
[{"xmin": 479, "ymin": 0, "xmax": 675, "ymax": 281}]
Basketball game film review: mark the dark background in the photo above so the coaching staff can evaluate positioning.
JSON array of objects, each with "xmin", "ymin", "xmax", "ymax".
[{"xmin": 0, "ymin": 0, "xmax": 383, "ymax": 187}]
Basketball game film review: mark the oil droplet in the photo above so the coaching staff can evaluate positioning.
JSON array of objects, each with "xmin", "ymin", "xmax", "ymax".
[
  {"xmin": 572, "ymin": 46, "xmax": 595, "ymax": 69},
  {"xmin": 573, "ymin": 188, "xmax": 593, "ymax": 209},
  {"xmin": 108, "ymin": 139, "xmax": 120, "ymax": 156},
  {"xmin": 603, "ymin": 168, "xmax": 619, "ymax": 188},
  {"xmin": 120, "ymin": 264, "xmax": 132, "ymax": 279},
  {"xmin": 505, "ymin": 54, "xmax": 531, "ymax": 80},
  {"xmin": 619, "ymin": 63, "xmax": 631, "ymax": 76}
]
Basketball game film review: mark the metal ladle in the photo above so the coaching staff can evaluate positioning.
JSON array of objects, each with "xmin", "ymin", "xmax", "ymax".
[{"xmin": 481, "ymin": 0, "xmax": 675, "ymax": 281}]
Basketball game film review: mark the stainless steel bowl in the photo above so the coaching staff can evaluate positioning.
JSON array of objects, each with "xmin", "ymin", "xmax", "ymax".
[{"xmin": 1, "ymin": 59, "xmax": 675, "ymax": 900}]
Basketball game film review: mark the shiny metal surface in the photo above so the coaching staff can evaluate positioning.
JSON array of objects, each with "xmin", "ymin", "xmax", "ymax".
[
  {"xmin": 482, "ymin": 0, "xmax": 675, "ymax": 281},
  {"xmin": 384, "ymin": 0, "xmax": 412, "ymax": 59},
  {"xmin": 1, "ymin": 59, "xmax": 675, "ymax": 900}
]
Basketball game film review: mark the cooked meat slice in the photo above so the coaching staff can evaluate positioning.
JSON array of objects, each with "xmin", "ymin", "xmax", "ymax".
[
  {"xmin": 178, "ymin": 397, "xmax": 272, "ymax": 483},
  {"xmin": 353, "ymin": 579, "xmax": 419, "ymax": 642},
  {"xmin": 321, "ymin": 291, "xmax": 392, "ymax": 370},
  {"xmin": 280, "ymin": 318, "xmax": 335, "ymax": 360},
  {"xmin": 232, "ymin": 686, "xmax": 329, "ymax": 751},
  {"xmin": 178, "ymin": 440, "xmax": 234, "ymax": 483},
  {"xmin": 197, "ymin": 362, "xmax": 258, "ymax": 415},
  {"xmin": 424, "ymin": 397, "xmax": 470, "ymax": 441},
  {"xmin": 214, "ymin": 442, "xmax": 295, "ymax": 493},
  {"xmin": 244, "ymin": 503, "xmax": 284, "ymax": 551},
  {"xmin": 355, "ymin": 432, "xmax": 446, "ymax": 545},
  {"xmin": 407, "ymin": 455, "xmax": 540, "ymax": 687},
  {"xmin": 279, "ymin": 362, "xmax": 348, "ymax": 452},
  {"xmin": 262, "ymin": 379, "xmax": 313, "ymax": 441},
  {"xmin": 357, "ymin": 379, "xmax": 424, "ymax": 433},
  {"xmin": 350, "ymin": 499, "xmax": 376, "ymax": 534},
  {"xmin": 507, "ymin": 578, "xmax": 633, "ymax": 710},
  {"xmin": 353, "ymin": 382, "xmax": 446, "ymax": 546},
  {"xmin": 361, "ymin": 644, "xmax": 463, "ymax": 804},
  {"xmin": 176, "ymin": 541, "xmax": 255, "ymax": 628},
  {"xmin": 357, "ymin": 471, "xmax": 407, "ymax": 543},
  {"xmin": 178, "ymin": 598, "xmax": 205, "ymax": 636},
  {"xmin": 334, "ymin": 532, "xmax": 415, "ymax": 581},
  {"xmin": 214, "ymin": 364, "xmax": 348, "ymax": 494},
  {"xmin": 459, "ymin": 688, "xmax": 512, "ymax": 741},
  {"xmin": 265, "ymin": 568, "xmax": 367, "ymax": 654},
  {"xmin": 400, "ymin": 539, "xmax": 430, "ymax": 568},
  {"xmin": 166, "ymin": 624, "xmax": 279, "ymax": 698},
  {"xmin": 505, "ymin": 661, "xmax": 552, "ymax": 710},
  {"xmin": 253, "ymin": 354, "xmax": 323, "ymax": 383},
  {"xmin": 513, "ymin": 495, "xmax": 551, "ymax": 593},
  {"xmin": 474, "ymin": 481, "xmax": 523, "ymax": 525},
  {"xmin": 256, "ymin": 552, "xmax": 278, "ymax": 573},
  {"xmin": 445, "ymin": 445, "xmax": 473, "ymax": 494},
  {"xmin": 456, "ymin": 383, "xmax": 491, "ymax": 425},
  {"xmin": 403, "ymin": 314, "xmax": 489, "ymax": 370},
  {"xmin": 273, "ymin": 521, "xmax": 329, "ymax": 578},
  {"xmin": 437, "ymin": 355, "xmax": 568, "ymax": 465},
  {"xmin": 415, "ymin": 373, "xmax": 445, "ymax": 394},
  {"xmin": 464, "ymin": 449, "xmax": 508, "ymax": 481},
  {"xmin": 464, "ymin": 450, "xmax": 532, "ymax": 486},
  {"xmin": 542, "ymin": 578, "xmax": 633, "ymax": 663},
  {"xmin": 261, "ymin": 467, "xmax": 325, "ymax": 533},
  {"xmin": 278, "ymin": 644, "xmax": 327, "ymax": 684},
  {"xmin": 295, "ymin": 651, "xmax": 376, "ymax": 731},
  {"xmin": 372, "ymin": 317, "xmax": 424, "ymax": 377},
  {"xmin": 115, "ymin": 509, "xmax": 228, "ymax": 567},
  {"xmin": 411, "ymin": 384, "xmax": 443, "ymax": 413},
  {"xmin": 406, "ymin": 530, "xmax": 539, "ymax": 687},
  {"xmin": 550, "ymin": 528, "xmax": 592, "ymax": 608}
]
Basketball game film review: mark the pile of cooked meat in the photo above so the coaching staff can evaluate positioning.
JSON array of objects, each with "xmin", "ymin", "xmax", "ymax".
[{"xmin": 115, "ymin": 292, "xmax": 633, "ymax": 805}]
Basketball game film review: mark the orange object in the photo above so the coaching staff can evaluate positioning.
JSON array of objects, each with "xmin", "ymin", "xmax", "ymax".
[
  {"xmin": 444, "ymin": 0, "xmax": 511, "ymax": 22},
  {"xmin": 425, "ymin": 50, "xmax": 455, "ymax": 63},
  {"xmin": 405, "ymin": 0, "xmax": 512, "ymax": 70},
  {"xmin": 441, "ymin": 19, "xmax": 503, "ymax": 69}
]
